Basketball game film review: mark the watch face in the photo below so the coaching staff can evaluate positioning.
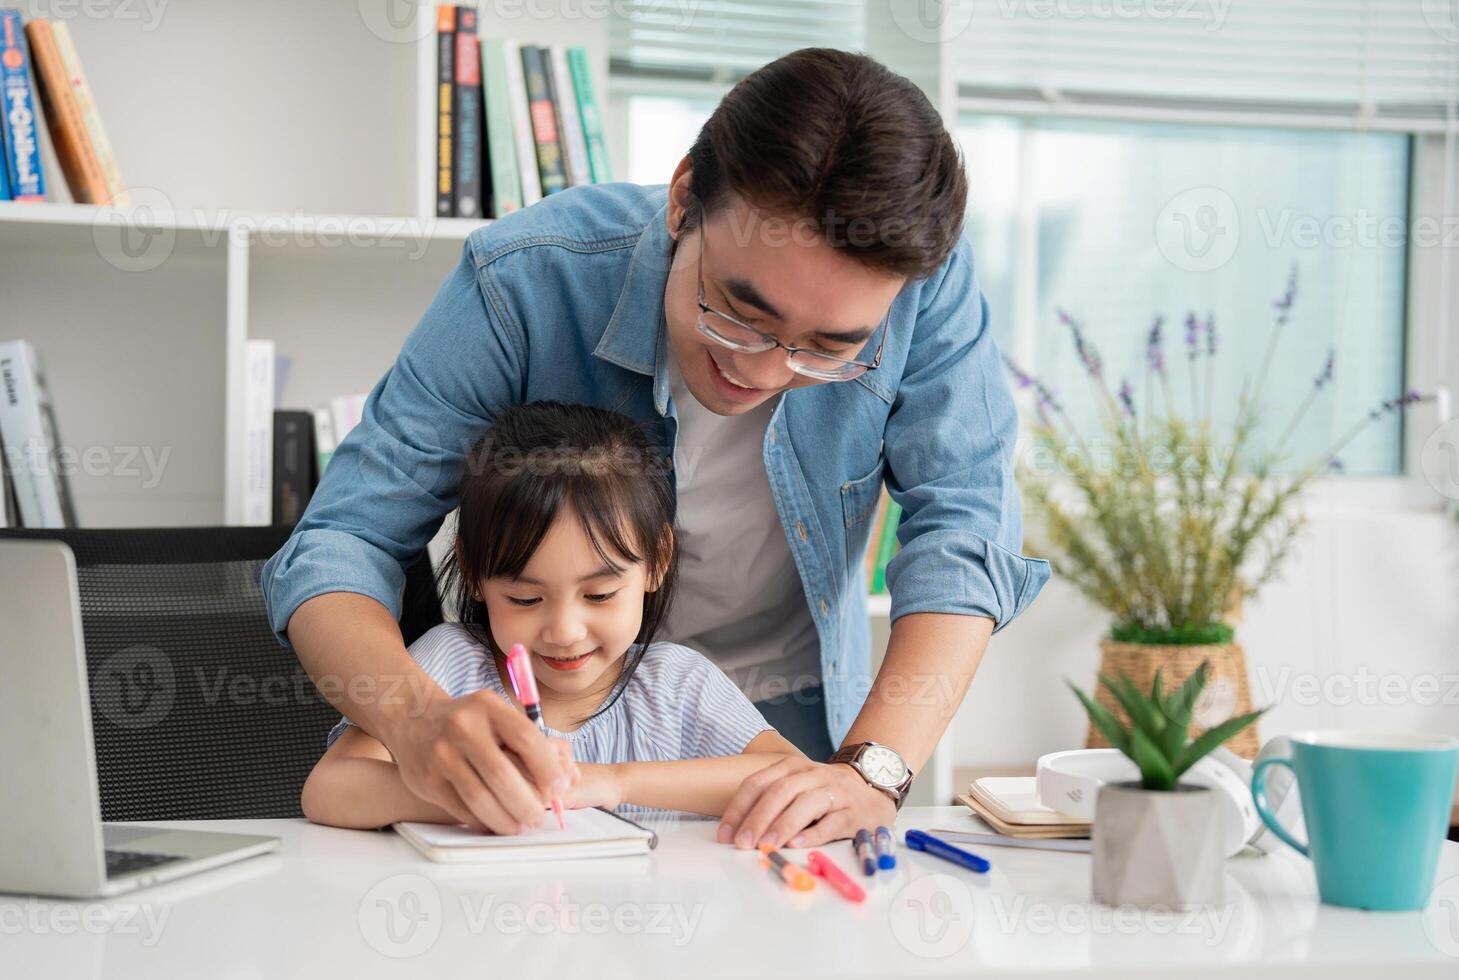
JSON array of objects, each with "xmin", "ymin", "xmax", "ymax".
[{"xmin": 859, "ymin": 745, "xmax": 907, "ymax": 788}]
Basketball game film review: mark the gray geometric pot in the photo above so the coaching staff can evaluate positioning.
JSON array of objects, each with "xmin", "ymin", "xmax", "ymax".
[{"xmin": 1092, "ymin": 781, "xmax": 1224, "ymax": 908}]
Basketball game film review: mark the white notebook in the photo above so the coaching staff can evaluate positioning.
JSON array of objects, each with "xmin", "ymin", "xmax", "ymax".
[{"xmin": 393, "ymin": 808, "xmax": 658, "ymax": 864}]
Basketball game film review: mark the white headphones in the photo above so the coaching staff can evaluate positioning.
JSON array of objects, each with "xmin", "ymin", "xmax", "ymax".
[{"xmin": 1036, "ymin": 737, "xmax": 1304, "ymax": 858}]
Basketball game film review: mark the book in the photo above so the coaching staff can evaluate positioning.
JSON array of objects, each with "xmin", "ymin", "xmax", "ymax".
[
  {"xmin": 967, "ymin": 776, "xmax": 1091, "ymax": 828},
  {"xmin": 393, "ymin": 807, "xmax": 657, "ymax": 864},
  {"xmin": 548, "ymin": 46, "xmax": 589, "ymax": 187},
  {"xmin": 501, "ymin": 39, "xmax": 541, "ymax": 207},
  {"xmin": 242, "ymin": 339, "xmax": 275, "ymax": 526},
  {"xmin": 0, "ymin": 121, "xmax": 11, "ymax": 199},
  {"xmin": 929, "ymin": 813, "xmax": 1093, "ymax": 854},
  {"xmin": 567, "ymin": 46, "xmax": 610, "ymax": 183},
  {"xmin": 25, "ymin": 17, "xmax": 108, "ymax": 204},
  {"xmin": 0, "ymin": 10, "xmax": 45, "ymax": 201},
  {"xmin": 49, "ymin": 21, "xmax": 126, "ymax": 205},
  {"xmin": 0, "ymin": 339, "xmax": 77, "ymax": 528},
  {"xmin": 0, "ymin": 432, "xmax": 18, "ymax": 527},
  {"xmin": 957, "ymin": 792, "xmax": 1091, "ymax": 840},
  {"xmin": 864, "ymin": 489, "xmax": 890, "ymax": 586},
  {"xmin": 271, "ymin": 410, "xmax": 316, "ymax": 525},
  {"xmin": 480, "ymin": 37, "xmax": 522, "ymax": 216},
  {"xmin": 311, "ymin": 406, "xmax": 336, "ymax": 478},
  {"xmin": 871, "ymin": 496, "xmax": 901, "ymax": 593},
  {"xmin": 520, "ymin": 44, "xmax": 566, "ymax": 195},
  {"xmin": 329, "ymin": 392, "xmax": 368, "ymax": 446},
  {"xmin": 434, "ymin": 3, "xmax": 455, "ymax": 217},
  {"xmin": 955, "ymin": 776, "xmax": 1092, "ymax": 842},
  {"xmin": 450, "ymin": 5, "xmax": 483, "ymax": 219}
]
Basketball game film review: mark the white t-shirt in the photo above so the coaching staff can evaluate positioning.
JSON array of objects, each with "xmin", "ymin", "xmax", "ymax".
[{"xmin": 660, "ymin": 355, "xmax": 821, "ymax": 703}]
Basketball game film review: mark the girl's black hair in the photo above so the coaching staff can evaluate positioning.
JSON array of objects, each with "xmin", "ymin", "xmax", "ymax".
[{"xmin": 440, "ymin": 401, "xmax": 679, "ymax": 724}]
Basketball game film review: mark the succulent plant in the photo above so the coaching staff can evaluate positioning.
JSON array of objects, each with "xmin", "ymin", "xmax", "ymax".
[{"xmin": 1069, "ymin": 661, "xmax": 1265, "ymax": 791}]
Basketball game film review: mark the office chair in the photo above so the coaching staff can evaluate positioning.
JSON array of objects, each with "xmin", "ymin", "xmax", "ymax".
[{"xmin": 0, "ymin": 526, "xmax": 443, "ymax": 820}]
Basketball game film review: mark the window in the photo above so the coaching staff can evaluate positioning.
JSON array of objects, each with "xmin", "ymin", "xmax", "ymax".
[
  {"xmin": 625, "ymin": 95, "xmax": 717, "ymax": 186},
  {"xmin": 960, "ymin": 116, "xmax": 1412, "ymax": 475}
]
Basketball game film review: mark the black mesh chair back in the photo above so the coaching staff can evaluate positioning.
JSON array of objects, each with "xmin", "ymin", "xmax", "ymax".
[{"xmin": 0, "ymin": 526, "xmax": 443, "ymax": 821}]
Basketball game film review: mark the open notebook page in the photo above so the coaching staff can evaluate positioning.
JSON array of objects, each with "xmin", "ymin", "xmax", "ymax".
[{"xmin": 393, "ymin": 807, "xmax": 656, "ymax": 862}]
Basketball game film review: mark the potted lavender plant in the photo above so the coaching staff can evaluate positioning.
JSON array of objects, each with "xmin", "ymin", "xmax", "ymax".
[{"xmin": 1006, "ymin": 267, "xmax": 1426, "ymax": 757}]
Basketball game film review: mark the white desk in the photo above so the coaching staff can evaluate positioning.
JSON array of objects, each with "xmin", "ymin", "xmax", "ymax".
[{"xmin": 6, "ymin": 806, "xmax": 1457, "ymax": 979}]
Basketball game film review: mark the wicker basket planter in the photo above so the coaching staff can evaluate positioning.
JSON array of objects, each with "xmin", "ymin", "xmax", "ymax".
[{"xmin": 1085, "ymin": 638, "xmax": 1260, "ymax": 759}]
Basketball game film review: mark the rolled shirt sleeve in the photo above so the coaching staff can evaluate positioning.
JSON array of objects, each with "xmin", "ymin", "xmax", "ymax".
[
  {"xmin": 882, "ymin": 240, "xmax": 1051, "ymax": 632},
  {"xmin": 261, "ymin": 238, "xmax": 525, "ymax": 644}
]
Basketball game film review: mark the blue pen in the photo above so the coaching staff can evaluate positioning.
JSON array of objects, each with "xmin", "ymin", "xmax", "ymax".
[
  {"xmin": 904, "ymin": 830, "xmax": 991, "ymax": 873},
  {"xmin": 853, "ymin": 828, "xmax": 878, "ymax": 876},
  {"xmin": 873, "ymin": 825, "xmax": 896, "ymax": 870}
]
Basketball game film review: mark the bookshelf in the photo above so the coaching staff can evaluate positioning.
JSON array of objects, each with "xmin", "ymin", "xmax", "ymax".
[{"xmin": 0, "ymin": 1, "xmax": 611, "ymax": 526}]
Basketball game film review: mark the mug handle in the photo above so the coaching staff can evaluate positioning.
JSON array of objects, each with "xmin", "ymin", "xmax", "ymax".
[{"xmin": 1251, "ymin": 757, "xmax": 1308, "ymax": 857}]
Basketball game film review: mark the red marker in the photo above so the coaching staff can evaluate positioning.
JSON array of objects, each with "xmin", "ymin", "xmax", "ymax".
[
  {"xmin": 504, "ymin": 643, "xmax": 566, "ymax": 831},
  {"xmin": 807, "ymin": 850, "xmax": 867, "ymax": 902}
]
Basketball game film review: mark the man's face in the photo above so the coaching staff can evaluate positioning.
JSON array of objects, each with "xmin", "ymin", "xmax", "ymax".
[{"xmin": 663, "ymin": 193, "xmax": 905, "ymax": 417}]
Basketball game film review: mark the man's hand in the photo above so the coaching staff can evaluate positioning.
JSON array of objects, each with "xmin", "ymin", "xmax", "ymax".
[
  {"xmin": 716, "ymin": 758, "xmax": 896, "ymax": 850},
  {"xmin": 387, "ymin": 688, "xmax": 575, "ymax": 834}
]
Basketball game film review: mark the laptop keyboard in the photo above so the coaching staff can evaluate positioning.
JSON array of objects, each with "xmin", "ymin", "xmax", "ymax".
[{"xmin": 105, "ymin": 849, "xmax": 183, "ymax": 877}]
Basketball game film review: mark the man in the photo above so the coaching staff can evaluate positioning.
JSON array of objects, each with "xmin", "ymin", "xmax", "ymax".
[{"xmin": 263, "ymin": 48, "xmax": 1049, "ymax": 850}]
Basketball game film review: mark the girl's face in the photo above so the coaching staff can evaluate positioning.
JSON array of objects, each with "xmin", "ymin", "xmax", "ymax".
[{"xmin": 480, "ymin": 510, "xmax": 655, "ymax": 704}]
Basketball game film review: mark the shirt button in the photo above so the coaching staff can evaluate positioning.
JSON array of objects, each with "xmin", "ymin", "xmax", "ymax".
[
  {"xmin": 769, "ymin": 426, "xmax": 777, "ymax": 445},
  {"xmin": 796, "ymin": 520, "xmax": 808, "ymax": 543},
  {"xmin": 819, "ymin": 599, "xmax": 830, "ymax": 616}
]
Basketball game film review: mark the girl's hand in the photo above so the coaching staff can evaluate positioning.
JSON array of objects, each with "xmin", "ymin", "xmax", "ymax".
[
  {"xmin": 549, "ymin": 737, "xmax": 582, "ymax": 789},
  {"xmin": 562, "ymin": 763, "xmax": 623, "ymax": 811}
]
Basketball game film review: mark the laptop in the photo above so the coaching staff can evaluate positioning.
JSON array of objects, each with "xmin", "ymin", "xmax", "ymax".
[{"xmin": 0, "ymin": 539, "xmax": 280, "ymax": 898}]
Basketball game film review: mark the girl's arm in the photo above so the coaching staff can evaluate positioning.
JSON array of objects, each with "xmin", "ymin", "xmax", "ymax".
[
  {"xmin": 570, "ymin": 730, "xmax": 804, "ymax": 817},
  {"xmin": 300, "ymin": 727, "xmax": 463, "ymax": 830}
]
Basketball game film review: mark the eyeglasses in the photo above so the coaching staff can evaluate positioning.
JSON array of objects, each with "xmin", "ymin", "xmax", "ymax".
[{"xmin": 694, "ymin": 230, "xmax": 890, "ymax": 383}]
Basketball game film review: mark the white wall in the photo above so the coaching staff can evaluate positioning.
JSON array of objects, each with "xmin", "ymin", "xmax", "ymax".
[{"xmin": 950, "ymin": 502, "xmax": 1459, "ymax": 769}]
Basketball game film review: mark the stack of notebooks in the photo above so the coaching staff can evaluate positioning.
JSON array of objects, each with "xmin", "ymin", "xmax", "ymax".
[{"xmin": 938, "ymin": 776, "xmax": 1092, "ymax": 853}]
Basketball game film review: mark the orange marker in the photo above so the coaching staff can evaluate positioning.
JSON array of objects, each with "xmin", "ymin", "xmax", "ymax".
[
  {"xmin": 759, "ymin": 845, "xmax": 816, "ymax": 891},
  {"xmin": 807, "ymin": 850, "xmax": 866, "ymax": 902}
]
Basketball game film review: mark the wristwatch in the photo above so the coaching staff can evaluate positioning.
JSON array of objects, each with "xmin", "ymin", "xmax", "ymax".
[{"xmin": 830, "ymin": 741, "xmax": 914, "ymax": 810}]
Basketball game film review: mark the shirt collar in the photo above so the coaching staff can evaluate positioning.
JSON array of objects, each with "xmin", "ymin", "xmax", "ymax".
[{"xmin": 593, "ymin": 198, "xmax": 674, "ymax": 382}]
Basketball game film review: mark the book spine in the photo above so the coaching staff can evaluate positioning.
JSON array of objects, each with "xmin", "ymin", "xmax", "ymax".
[
  {"xmin": 548, "ymin": 46, "xmax": 589, "ymax": 187},
  {"xmin": 329, "ymin": 392, "xmax": 367, "ymax": 446},
  {"xmin": 25, "ymin": 18, "xmax": 106, "ymax": 204},
  {"xmin": 871, "ymin": 498, "xmax": 901, "ymax": 594},
  {"xmin": 450, "ymin": 6, "xmax": 482, "ymax": 219},
  {"xmin": 0, "ymin": 340, "xmax": 69, "ymax": 528},
  {"xmin": 0, "ymin": 119, "xmax": 11, "ymax": 199},
  {"xmin": 49, "ymin": 20, "xmax": 127, "ymax": 206},
  {"xmin": 311, "ymin": 406, "xmax": 336, "ymax": 479},
  {"xmin": 242, "ymin": 339, "xmax": 275, "ymax": 526},
  {"xmin": 435, "ymin": 4, "xmax": 455, "ymax": 218},
  {"xmin": 501, "ymin": 40, "xmax": 540, "ymax": 206},
  {"xmin": 0, "ymin": 11, "xmax": 45, "ymax": 200},
  {"xmin": 568, "ymin": 47, "xmax": 611, "ymax": 184},
  {"xmin": 0, "ymin": 431, "xmax": 19, "ymax": 527},
  {"xmin": 480, "ymin": 37, "xmax": 521, "ymax": 216},
  {"xmin": 520, "ymin": 45, "xmax": 565, "ymax": 196},
  {"xmin": 271, "ymin": 410, "xmax": 314, "ymax": 525},
  {"xmin": 863, "ymin": 489, "xmax": 889, "ymax": 586}
]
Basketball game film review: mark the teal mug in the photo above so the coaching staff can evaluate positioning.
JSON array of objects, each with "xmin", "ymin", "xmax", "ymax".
[{"xmin": 1251, "ymin": 731, "xmax": 1459, "ymax": 911}]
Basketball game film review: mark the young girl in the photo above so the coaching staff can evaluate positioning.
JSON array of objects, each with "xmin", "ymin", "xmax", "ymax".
[{"xmin": 301, "ymin": 401, "xmax": 801, "ymax": 830}]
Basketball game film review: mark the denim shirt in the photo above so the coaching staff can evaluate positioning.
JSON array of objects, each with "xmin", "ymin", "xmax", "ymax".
[{"xmin": 260, "ymin": 183, "xmax": 1051, "ymax": 747}]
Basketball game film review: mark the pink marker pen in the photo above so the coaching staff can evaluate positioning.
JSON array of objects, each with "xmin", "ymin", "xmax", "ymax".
[{"xmin": 504, "ymin": 643, "xmax": 566, "ymax": 830}]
